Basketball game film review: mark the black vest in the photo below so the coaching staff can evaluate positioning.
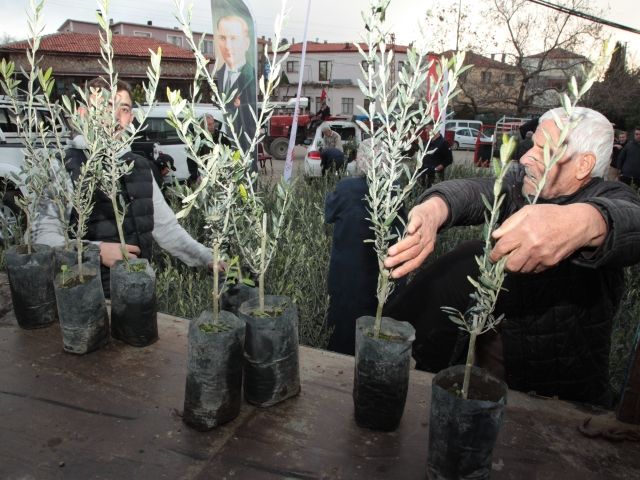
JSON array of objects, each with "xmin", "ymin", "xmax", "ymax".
[{"xmin": 65, "ymin": 149, "xmax": 155, "ymax": 295}]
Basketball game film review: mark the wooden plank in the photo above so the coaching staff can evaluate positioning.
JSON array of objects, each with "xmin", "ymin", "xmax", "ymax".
[{"xmin": 1, "ymin": 272, "xmax": 639, "ymax": 479}]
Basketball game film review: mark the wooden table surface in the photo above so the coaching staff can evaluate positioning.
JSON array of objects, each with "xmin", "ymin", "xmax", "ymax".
[{"xmin": 1, "ymin": 273, "xmax": 639, "ymax": 479}]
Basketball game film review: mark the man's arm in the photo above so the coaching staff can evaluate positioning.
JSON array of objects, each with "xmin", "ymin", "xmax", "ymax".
[{"xmin": 150, "ymin": 180, "xmax": 211, "ymax": 267}]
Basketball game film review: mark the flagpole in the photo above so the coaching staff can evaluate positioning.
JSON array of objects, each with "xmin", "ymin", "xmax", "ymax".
[{"xmin": 283, "ymin": 0, "xmax": 312, "ymax": 182}]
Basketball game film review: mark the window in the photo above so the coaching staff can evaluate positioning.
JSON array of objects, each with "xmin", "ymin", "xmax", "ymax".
[
  {"xmin": 167, "ymin": 35, "xmax": 183, "ymax": 47},
  {"xmin": 0, "ymin": 107, "xmax": 18, "ymax": 134},
  {"xmin": 140, "ymin": 117, "xmax": 182, "ymax": 144},
  {"xmin": 481, "ymin": 71, "xmax": 492, "ymax": 84},
  {"xmin": 202, "ymin": 40, "xmax": 214, "ymax": 55},
  {"xmin": 286, "ymin": 61, "xmax": 299, "ymax": 73},
  {"xmin": 504, "ymin": 73, "xmax": 515, "ymax": 86},
  {"xmin": 133, "ymin": 31, "xmax": 152, "ymax": 38},
  {"xmin": 319, "ymin": 61, "xmax": 331, "ymax": 81},
  {"xmin": 341, "ymin": 97, "xmax": 354, "ymax": 115}
]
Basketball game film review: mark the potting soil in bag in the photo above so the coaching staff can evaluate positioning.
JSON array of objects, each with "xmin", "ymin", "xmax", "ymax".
[
  {"xmin": 54, "ymin": 265, "xmax": 109, "ymax": 354},
  {"xmin": 183, "ymin": 310, "xmax": 245, "ymax": 430},
  {"xmin": 6, "ymin": 244, "xmax": 57, "ymax": 329},
  {"xmin": 239, "ymin": 295, "xmax": 300, "ymax": 407},
  {"xmin": 353, "ymin": 316, "xmax": 415, "ymax": 431},
  {"xmin": 110, "ymin": 259, "xmax": 158, "ymax": 347}
]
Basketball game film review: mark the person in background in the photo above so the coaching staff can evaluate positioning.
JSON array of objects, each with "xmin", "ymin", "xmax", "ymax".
[
  {"xmin": 149, "ymin": 152, "xmax": 176, "ymax": 189},
  {"xmin": 324, "ymin": 138, "xmax": 404, "ymax": 355},
  {"xmin": 617, "ymin": 127, "xmax": 640, "ymax": 187},
  {"xmin": 319, "ymin": 124, "xmax": 345, "ymax": 175},
  {"xmin": 609, "ymin": 130, "xmax": 628, "ymax": 181},
  {"xmin": 515, "ymin": 130, "xmax": 534, "ymax": 161},
  {"xmin": 418, "ymin": 124, "xmax": 453, "ymax": 188}
]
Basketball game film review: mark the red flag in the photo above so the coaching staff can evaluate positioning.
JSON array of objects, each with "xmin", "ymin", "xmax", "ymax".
[{"xmin": 320, "ymin": 88, "xmax": 327, "ymax": 102}]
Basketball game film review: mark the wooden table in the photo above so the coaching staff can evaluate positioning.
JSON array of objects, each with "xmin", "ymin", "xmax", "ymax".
[{"xmin": 1, "ymin": 274, "xmax": 639, "ymax": 479}]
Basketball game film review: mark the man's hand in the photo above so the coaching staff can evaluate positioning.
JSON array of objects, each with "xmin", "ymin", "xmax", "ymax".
[
  {"xmin": 490, "ymin": 203, "xmax": 607, "ymax": 273},
  {"xmin": 99, "ymin": 242, "xmax": 141, "ymax": 268},
  {"xmin": 383, "ymin": 196, "xmax": 449, "ymax": 278},
  {"xmin": 208, "ymin": 261, "xmax": 227, "ymax": 273}
]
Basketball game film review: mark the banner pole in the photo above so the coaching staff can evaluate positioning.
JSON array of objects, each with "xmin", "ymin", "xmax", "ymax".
[{"xmin": 283, "ymin": 0, "xmax": 312, "ymax": 182}]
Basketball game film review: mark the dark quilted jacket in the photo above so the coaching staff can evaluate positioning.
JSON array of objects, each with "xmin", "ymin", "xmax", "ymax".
[
  {"xmin": 65, "ymin": 149, "xmax": 155, "ymax": 295},
  {"xmin": 425, "ymin": 163, "xmax": 640, "ymax": 405}
]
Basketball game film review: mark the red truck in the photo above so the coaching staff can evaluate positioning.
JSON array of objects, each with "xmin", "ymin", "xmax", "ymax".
[{"xmin": 262, "ymin": 98, "xmax": 318, "ymax": 160}]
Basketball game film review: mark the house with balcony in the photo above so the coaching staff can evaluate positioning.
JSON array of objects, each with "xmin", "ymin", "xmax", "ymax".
[{"xmin": 277, "ymin": 41, "xmax": 410, "ymax": 117}]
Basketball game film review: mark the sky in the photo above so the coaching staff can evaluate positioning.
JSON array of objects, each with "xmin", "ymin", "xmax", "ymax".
[{"xmin": 1, "ymin": 0, "xmax": 639, "ymax": 61}]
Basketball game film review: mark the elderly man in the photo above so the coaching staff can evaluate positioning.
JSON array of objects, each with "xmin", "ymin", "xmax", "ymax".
[
  {"xmin": 384, "ymin": 107, "xmax": 640, "ymax": 406},
  {"xmin": 215, "ymin": 14, "xmax": 256, "ymax": 151}
]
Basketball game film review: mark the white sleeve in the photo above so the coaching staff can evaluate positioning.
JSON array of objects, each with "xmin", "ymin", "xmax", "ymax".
[
  {"xmin": 151, "ymin": 181, "xmax": 212, "ymax": 267},
  {"xmin": 31, "ymin": 187, "xmax": 68, "ymax": 248}
]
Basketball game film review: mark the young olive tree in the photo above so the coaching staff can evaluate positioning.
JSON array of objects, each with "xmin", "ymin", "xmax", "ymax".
[
  {"xmin": 0, "ymin": 0, "xmax": 69, "ymax": 255},
  {"xmin": 442, "ymin": 41, "xmax": 614, "ymax": 399},
  {"xmin": 171, "ymin": 0, "xmax": 293, "ymax": 315},
  {"xmin": 358, "ymin": 0, "xmax": 467, "ymax": 338},
  {"xmin": 84, "ymin": 0, "xmax": 161, "ymax": 265}
]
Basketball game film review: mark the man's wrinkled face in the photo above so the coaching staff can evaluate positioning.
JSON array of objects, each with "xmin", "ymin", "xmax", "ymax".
[
  {"xmin": 216, "ymin": 17, "xmax": 249, "ymax": 70},
  {"xmin": 619, "ymin": 132, "xmax": 627, "ymax": 143},
  {"xmin": 519, "ymin": 119, "xmax": 580, "ymax": 199}
]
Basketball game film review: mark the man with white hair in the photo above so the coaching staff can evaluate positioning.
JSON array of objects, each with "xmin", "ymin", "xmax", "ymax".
[{"xmin": 383, "ymin": 107, "xmax": 640, "ymax": 405}]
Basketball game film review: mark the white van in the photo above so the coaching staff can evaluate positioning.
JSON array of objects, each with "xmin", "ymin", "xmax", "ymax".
[
  {"xmin": 444, "ymin": 119, "xmax": 483, "ymax": 132},
  {"xmin": 132, "ymin": 103, "xmax": 225, "ymax": 183}
]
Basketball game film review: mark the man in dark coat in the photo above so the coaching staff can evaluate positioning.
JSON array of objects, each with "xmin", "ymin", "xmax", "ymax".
[
  {"xmin": 384, "ymin": 107, "xmax": 640, "ymax": 406},
  {"xmin": 418, "ymin": 125, "xmax": 453, "ymax": 188},
  {"xmin": 215, "ymin": 14, "xmax": 256, "ymax": 153},
  {"xmin": 617, "ymin": 127, "xmax": 640, "ymax": 186},
  {"xmin": 33, "ymin": 79, "xmax": 213, "ymax": 295}
]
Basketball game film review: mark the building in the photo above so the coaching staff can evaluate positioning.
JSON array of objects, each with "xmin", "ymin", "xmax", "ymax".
[
  {"xmin": 0, "ymin": 32, "xmax": 202, "ymax": 101},
  {"xmin": 58, "ymin": 18, "xmax": 268, "ymax": 90},
  {"xmin": 522, "ymin": 47, "xmax": 590, "ymax": 112},
  {"xmin": 440, "ymin": 50, "xmax": 522, "ymax": 121},
  {"xmin": 278, "ymin": 41, "xmax": 410, "ymax": 116}
]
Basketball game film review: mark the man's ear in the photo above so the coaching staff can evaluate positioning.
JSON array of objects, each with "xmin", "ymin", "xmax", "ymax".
[{"xmin": 576, "ymin": 152, "xmax": 596, "ymax": 180}]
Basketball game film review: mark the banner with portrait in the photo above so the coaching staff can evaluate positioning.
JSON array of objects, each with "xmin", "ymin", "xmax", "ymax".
[{"xmin": 210, "ymin": 0, "xmax": 258, "ymax": 158}]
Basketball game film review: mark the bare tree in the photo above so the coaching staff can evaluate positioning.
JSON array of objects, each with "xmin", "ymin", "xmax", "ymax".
[
  {"xmin": 0, "ymin": 33, "xmax": 17, "ymax": 45},
  {"xmin": 492, "ymin": 0, "xmax": 602, "ymax": 114}
]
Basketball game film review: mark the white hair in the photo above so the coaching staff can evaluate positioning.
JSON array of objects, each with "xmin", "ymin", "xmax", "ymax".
[{"xmin": 539, "ymin": 107, "xmax": 613, "ymax": 178}]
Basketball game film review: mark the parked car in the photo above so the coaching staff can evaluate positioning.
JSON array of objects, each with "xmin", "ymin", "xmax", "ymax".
[
  {"xmin": 132, "ymin": 103, "xmax": 226, "ymax": 183},
  {"xmin": 451, "ymin": 127, "xmax": 492, "ymax": 150},
  {"xmin": 444, "ymin": 119, "xmax": 483, "ymax": 132},
  {"xmin": 303, "ymin": 120, "xmax": 363, "ymax": 178}
]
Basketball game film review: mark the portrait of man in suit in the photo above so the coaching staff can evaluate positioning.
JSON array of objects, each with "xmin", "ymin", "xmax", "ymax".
[{"xmin": 214, "ymin": 13, "xmax": 257, "ymax": 151}]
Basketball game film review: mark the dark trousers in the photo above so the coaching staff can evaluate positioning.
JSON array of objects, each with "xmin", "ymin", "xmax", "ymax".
[
  {"xmin": 321, "ymin": 148, "xmax": 345, "ymax": 175},
  {"xmin": 418, "ymin": 167, "xmax": 445, "ymax": 188}
]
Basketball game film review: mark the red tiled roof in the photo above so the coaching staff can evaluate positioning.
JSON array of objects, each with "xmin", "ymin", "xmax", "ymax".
[
  {"xmin": 440, "ymin": 50, "xmax": 518, "ymax": 71},
  {"xmin": 1, "ymin": 32, "xmax": 197, "ymax": 60},
  {"xmin": 288, "ymin": 41, "xmax": 408, "ymax": 54},
  {"xmin": 526, "ymin": 47, "xmax": 586, "ymax": 60}
]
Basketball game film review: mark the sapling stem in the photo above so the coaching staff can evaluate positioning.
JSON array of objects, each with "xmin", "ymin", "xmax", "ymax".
[
  {"xmin": 212, "ymin": 243, "xmax": 220, "ymax": 324},
  {"xmin": 259, "ymin": 212, "xmax": 267, "ymax": 313},
  {"xmin": 462, "ymin": 323, "xmax": 478, "ymax": 399},
  {"xmin": 76, "ymin": 235, "xmax": 84, "ymax": 282},
  {"xmin": 373, "ymin": 270, "xmax": 388, "ymax": 338}
]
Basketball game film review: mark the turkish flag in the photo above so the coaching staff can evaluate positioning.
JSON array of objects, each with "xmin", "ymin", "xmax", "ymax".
[{"xmin": 320, "ymin": 88, "xmax": 327, "ymax": 102}]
